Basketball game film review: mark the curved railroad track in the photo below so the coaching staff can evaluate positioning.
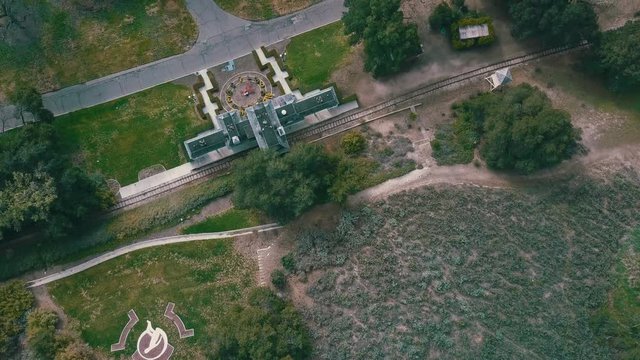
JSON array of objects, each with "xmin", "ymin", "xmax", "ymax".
[{"xmin": 110, "ymin": 42, "xmax": 589, "ymax": 212}]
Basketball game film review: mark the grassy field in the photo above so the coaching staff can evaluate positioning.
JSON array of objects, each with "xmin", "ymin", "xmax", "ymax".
[
  {"xmin": 286, "ymin": 21, "xmax": 351, "ymax": 93},
  {"xmin": 54, "ymin": 83, "xmax": 211, "ymax": 185},
  {"xmin": 289, "ymin": 169, "xmax": 640, "ymax": 359},
  {"xmin": 0, "ymin": 176, "xmax": 232, "ymax": 280},
  {"xmin": 181, "ymin": 209, "xmax": 260, "ymax": 234},
  {"xmin": 48, "ymin": 239, "xmax": 256, "ymax": 358},
  {"xmin": 214, "ymin": 0, "xmax": 314, "ymax": 20},
  {"xmin": 0, "ymin": 0, "xmax": 196, "ymax": 95}
]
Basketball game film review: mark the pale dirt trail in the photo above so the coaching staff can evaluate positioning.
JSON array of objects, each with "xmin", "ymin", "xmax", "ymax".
[{"xmin": 350, "ymin": 143, "xmax": 640, "ymax": 205}]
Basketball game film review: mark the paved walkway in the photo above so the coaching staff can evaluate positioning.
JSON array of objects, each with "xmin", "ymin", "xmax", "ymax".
[
  {"xmin": 42, "ymin": 0, "xmax": 345, "ymax": 116},
  {"xmin": 27, "ymin": 223, "xmax": 282, "ymax": 288}
]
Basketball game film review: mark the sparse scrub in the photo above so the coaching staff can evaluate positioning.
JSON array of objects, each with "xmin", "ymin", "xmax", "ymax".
[{"xmin": 291, "ymin": 169, "xmax": 640, "ymax": 358}]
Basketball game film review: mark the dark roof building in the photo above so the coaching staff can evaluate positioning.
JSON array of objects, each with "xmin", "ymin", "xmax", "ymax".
[
  {"xmin": 183, "ymin": 130, "xmax": 227, "ymax": 159},
  {"xmin": 184, "ymin": 87, "xmax": 339, "ymax": 160},
  {"xmin": 247, "ymin": 101, "xmax": 289, "ymax": 153}
]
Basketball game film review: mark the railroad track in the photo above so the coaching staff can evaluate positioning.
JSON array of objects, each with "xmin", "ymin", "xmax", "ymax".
[{"xmin": 110, "ymin": 42, "xmax": 589, "ymax": 212}]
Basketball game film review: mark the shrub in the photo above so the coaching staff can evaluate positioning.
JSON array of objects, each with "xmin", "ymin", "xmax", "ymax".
[
  {"xmin": 271, "ymin": 269, "xmax": 287, "ymax": 289},
  {"xmin": 341, "ymin": 132, "xmax": 367, "ymax": 155},
  {"xmin": 282, "ymin": 254, "xmax": 297, "ymax": 273},
  {"xmin": 26, "ymin": 309, "xmax": 59, "ymax": 360},
  {"xmin": 429, "ymin": 2, "xmax": 456, "ymax": 32},
  {"xmin": 213, "ymin": 288, "xmax": 311, "ymax": 359},
  {"xmin": 0, "ymin": 281, "xmax": 34, "ymax": 356}
]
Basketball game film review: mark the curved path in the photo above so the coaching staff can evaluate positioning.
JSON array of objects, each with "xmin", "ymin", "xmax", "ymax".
[
  {"xmin": 26, "ymin": 223, "xmax": 282, "ymax": 288},
  {"xmin": 43, "ymin": 0, "xmax": 345, "ymax": 116}
]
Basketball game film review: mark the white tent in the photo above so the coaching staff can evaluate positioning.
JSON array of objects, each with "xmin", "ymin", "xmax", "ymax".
[{"xmin": 485, "ymin": 68, "xmax": 512, "ymax": 91}]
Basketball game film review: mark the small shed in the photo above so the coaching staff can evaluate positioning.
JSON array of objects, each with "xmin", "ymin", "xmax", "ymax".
[
  {"xmin": 485, "ymin": 68, "xmax": 512, "ymax": 91},
  {"xmin": 459, "ymin": 24, "xmax": 490, "ymax": 40}
]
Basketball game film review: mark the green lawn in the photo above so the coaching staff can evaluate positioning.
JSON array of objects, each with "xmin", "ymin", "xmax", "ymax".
[
  {"xmin": 286, "ymin": 21, "xmax": 351, "ymax": 93},
  {"xmin": 54, "ymin": 83, "xmax": 211, "ymax": 185},
  {"xmin": 48, "ymin": 239, "xmax": 256, "ymax": 358},
  {"xmin": 181, "ymin": 209, "xmax": 260, "ymax": 234},
  {"xmin": 0, "ymin": 176, "xmax": 232, "ymax": 280},
  {"xmin": 0, "ymin": 0, "xmax": 196, "ymax": 95}
]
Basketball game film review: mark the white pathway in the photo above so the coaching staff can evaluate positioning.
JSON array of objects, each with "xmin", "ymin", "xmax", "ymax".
[
  {"xmin": 254, "ymin": 47, "xmax": 293, "ymax": 95},
  {"xmin": 27, "ymin": 223, "xmax": 282, "ymax": 288},
  {"xmin": 196, "ymin": 69, "xmax": 220, "ymax": 127},
  {"xmin": 256, "ymin": 245, "xmax": 273, "ymax": 286}
]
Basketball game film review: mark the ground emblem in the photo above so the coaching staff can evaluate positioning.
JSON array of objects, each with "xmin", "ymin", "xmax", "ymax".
[{"xmin": 111, "ymin": 302, "xmax": 194, "ymax": 359}]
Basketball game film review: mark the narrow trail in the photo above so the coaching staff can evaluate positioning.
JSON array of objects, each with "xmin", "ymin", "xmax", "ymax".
[
  {"xmin": 350, "ymin": 144, "xmax": 640, "ymax": 205},
  {"xmin": 27, "ymin": 224, "xmax": 282, "ymax": 288}
]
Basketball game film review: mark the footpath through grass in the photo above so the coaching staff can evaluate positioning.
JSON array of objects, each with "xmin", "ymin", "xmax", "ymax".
[
  {"xmin": 0, "ymin": 176, "xmax": 232, "ymax": 281},
  {"xmin": 0, "ymin": 0, "xmax": 196, "ymax": 95},
  {"xmin": 54, "ymin": 83, "xmax": 211, "ymax": 185},
  {"xmin": 48, "ymin": 239, "xmax": 256, "ymax": 358},
  {"xmin": 181, "ymin": 209, "xmax": 260, "ymax": 234},
  {"xmin": 286, "ymin": 21, "xmax": 351, "ymax": 93}
]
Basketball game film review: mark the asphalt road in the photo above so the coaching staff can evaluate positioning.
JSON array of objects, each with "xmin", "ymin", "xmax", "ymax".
[
  {"xmin": 42, "ymin": 0, "xmax": 345, "ymax": 116},
  {"xmin": 27, "ymin": 223, "xmax": 282, "ymax": 288}
]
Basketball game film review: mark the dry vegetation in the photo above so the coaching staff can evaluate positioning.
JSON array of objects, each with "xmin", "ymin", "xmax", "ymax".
[{"xmin": 286, "ymin": 166, "xmax": 640, "ymax": 359}]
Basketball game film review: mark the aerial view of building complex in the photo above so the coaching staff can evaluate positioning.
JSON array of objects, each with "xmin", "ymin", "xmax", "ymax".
[{"xmin": 1, "ymin": 0, "xmax": 640, "ymax": 359}]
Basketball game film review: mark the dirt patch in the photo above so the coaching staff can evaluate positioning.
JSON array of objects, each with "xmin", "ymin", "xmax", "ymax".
[
  {"xmin": 32, "ymin": 286, "xmax": 68, "ymax": 328},
  {"xmin": 591, "ymin": 0, "xmax": 640, "ymax": 30}
]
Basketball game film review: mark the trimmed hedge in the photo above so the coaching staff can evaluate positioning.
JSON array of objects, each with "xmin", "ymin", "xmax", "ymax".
[{"xmin": 451, "ymin": 16, "xmax": 496, "ymax": 50}]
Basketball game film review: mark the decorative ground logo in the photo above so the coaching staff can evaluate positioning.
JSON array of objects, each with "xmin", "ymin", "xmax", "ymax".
[{"xmin": 111, "ymin": 302, "xmax": 194, "ymax": 360}]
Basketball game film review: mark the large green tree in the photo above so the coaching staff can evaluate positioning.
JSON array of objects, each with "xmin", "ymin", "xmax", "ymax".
[
  {"xmin": 233, "ymin": 144, "xmax": 337, "ymax": 222},
  {"xmin": 438, "ymin": 83, "xmax": 580, "ymax": 173},
  {"xmin": 343, "ymin": 0, "xmax": 421, "ymax": 77},
  {"xmin": 213, "ymin": 288, "xmax": 312, "ymax": 359},
  {"xmin": 0, "ymin": 123, "xmax": 114, "ymax": 240},
  {"xmin": 0, "ymin": 171, "xmax": 57, "ymax": 234},
  {"xmin": 504, "ymin": 0, "xmax": 599, "ymax": 45},
  {"xmin": 591, "ymin": 20, "xmax": 640, "ymax": 92}
]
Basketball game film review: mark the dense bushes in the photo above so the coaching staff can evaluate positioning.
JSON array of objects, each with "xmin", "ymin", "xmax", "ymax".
[
  {"xmin": 0, "ymin": 123, "xmax": 114, "ymax": 241},
  {"xmin": 233, "ymin": 144, "xmax": 337, "ymax": 222},
  {"xmin": 343, "ymin": 0, "xmax": 421, "ymax": 77},
  {"xmin": 233, "ymin": 140, "xmax": 416, "ymax": 221},
  {"xmin": 340, "ymin": 131, "xmax": 367, "ymax": 155},
  {"xmin": 213, "ymin": 288, "xmax": 312, "ymax": 359},
  {"xmin": 503, "ymin": 0, "xmax": 599, "ymax": 45},
  {"xmin": 432, "ymin": 83, "xmax": 580, "ymax": 173},
  {"xmin": 26, "ymin": 309, "xmax": 58, "ymax": 359},
  {"xmin": 428, "ymin": 0, "xmax": 495, "ymax": 49},
  {"xmin": 590, "ymin": 20, "xmax": 640, "ymax": 92},
  {"xmin": 0, "ymin": 281, "xmax": 34, "ymax": 357}
]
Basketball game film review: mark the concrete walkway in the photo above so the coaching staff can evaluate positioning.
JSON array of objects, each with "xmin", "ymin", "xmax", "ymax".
[
  {"xmin": 43, "ymin": 0, "xmax": 345, "ymax": 116},
  {"xmin": 27, "ymin": 223, "xmax": 282, "ymax": 288}
]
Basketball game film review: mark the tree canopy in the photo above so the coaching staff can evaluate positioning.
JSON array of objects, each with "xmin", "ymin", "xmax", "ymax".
[
  {"xmin": 213, "ymin": 288, "xmax": 312, "ymax": 359},
  {"xmin": 233, "ymin": 144, "xmax": 337, "ymax": 222},
  {"xmin": 343, "ymin": 0, "xmax": 421, "ymax": 77},
  {"xmin": 0, "ymin": 123, "xmax": 114, "ymax": 240},
  {"xmin": 434, "ymin": 83, "xmax": 580, "ymax": 173},
  {"xmin": 591, "ymin": 20, "xmax": 640, "ymax": 92},
  {"xmin": 503, "ymin": 0, "xmax": 599, "ymax": 45}
]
